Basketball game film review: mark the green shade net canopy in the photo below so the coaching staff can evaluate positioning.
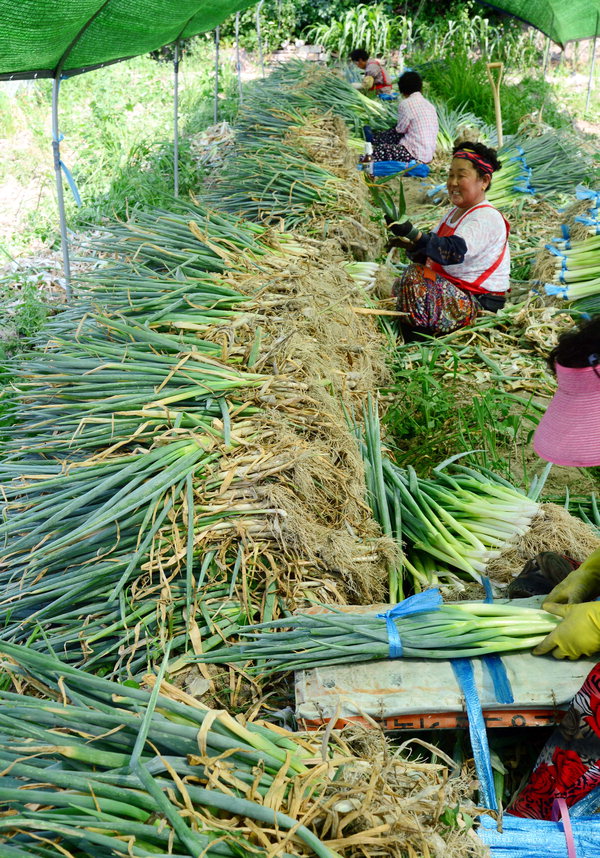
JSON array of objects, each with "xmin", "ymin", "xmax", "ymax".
[
  {"xmin": 0, "ymin": 0, "xmax": 260, "ymax": 80},
  {"xmin": 480, "ymin": 0, "xmax": 600, "ymax": 48}
]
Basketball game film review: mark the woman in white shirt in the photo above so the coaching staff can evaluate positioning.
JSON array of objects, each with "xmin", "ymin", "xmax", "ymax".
[{"xmin": 388, "ymin": 142, "xmax": 510, "ymax": 338}]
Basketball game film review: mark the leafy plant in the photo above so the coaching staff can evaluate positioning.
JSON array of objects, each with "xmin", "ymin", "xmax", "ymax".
[
  {"xmin": 305, "ymin": 3, "xmax": 399, "ymax": 57},
  {"xmin": 422, "ymin": 52, "xmax": 568, "ymax": 135}
]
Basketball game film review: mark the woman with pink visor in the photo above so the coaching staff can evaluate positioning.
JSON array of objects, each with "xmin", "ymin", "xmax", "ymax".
[
  {"xmin": 533, "ymin": 315, "xmax": 600, "ymax": 661},
  {"xmin": 508, "ymin": 315, "xmax": 600, "ymax": 820}
]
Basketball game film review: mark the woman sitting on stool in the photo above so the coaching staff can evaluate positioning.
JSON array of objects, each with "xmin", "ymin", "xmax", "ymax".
[{"xmin": 388, "ymin": 142, "xmax": 510, "ymax": 338}]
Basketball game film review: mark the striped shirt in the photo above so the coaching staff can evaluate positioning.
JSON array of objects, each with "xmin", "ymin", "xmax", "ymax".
[{"xmin": 395, "ymin": 92, "xmax": 438, "ymax": 163}]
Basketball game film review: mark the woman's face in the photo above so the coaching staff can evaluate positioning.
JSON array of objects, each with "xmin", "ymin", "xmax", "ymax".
[{"xmin": 446, "ymin": 157, "xmax": 490, "ymax": 211}]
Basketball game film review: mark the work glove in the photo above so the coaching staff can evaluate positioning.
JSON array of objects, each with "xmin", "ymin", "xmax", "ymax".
[
  {"xmin": 384, "ymin": 216, "xmax": 419, "ymax": 240},
  {"xmin": 542, "ymin": 547, "xmax": 600, "ymax": 608},
  {"xmin": 533, "ymin": 601, "xmax": 600, "ymax": 660}
]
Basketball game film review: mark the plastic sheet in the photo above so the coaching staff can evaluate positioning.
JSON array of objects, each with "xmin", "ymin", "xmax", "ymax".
[
  {"xmin": 478, "ymin": 811, "xmax": 600, "ymax": 856},
  {"xmin": 451, "ymin": 658, "xmax": 498, "ymax": 811}
]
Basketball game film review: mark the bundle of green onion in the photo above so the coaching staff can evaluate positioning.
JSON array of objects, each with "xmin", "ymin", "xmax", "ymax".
[
  {"xmin": 0, "ymin": 642, "xmax": 337, "ymax": 858},
  {"xmin": 542, "ymin": 231, "xmax": 600, "ymax": 308},
  {"xmin": 206, "ymin": 140, "xmax": 358, "ymax": 228},
  {"xmin": 500, "ymin": 132, "xmax": 594, "ymax": 196},
  {"xmin": 195, "ymin": 597, "xmax": 560, "ymax": 675},
  {"xmin": 355, "ymin": 399, "xmax": 540, "ymax": 598},
  {"xmin": 240, "ymin": 60, "xmax": 393, "ymax": 134}
]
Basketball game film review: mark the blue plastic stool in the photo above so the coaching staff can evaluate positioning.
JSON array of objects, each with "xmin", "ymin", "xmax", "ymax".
[{"xmin": 373, "ymin": 160, "xmax": 430, "ymax": 178}]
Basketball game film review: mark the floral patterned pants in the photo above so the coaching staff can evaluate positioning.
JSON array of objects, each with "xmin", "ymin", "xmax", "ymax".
[{"xmin": 393, "ymin": 263, "xmax": 481, "ymax": 334}]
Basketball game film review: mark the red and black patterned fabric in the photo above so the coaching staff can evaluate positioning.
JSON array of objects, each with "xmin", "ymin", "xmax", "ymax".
[
  {"xmin": 393, "ymin": 262, "xmax": 482, "ymax": 333},
  {"xmin": 510, "ymin": 663, "xmax": 600, "ymax": 819}
]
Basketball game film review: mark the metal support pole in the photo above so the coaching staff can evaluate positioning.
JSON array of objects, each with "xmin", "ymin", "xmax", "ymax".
[
  {"xmin": 214, "ymin": 26, "xmax": 220, "ymax": 124},
  {"xmin": 256, "ymin": 0, "xmax": 265, "ymax": 78},
  {"xmin": 173, "ymin": 40, "xmax": 180, "ymax": 198},
  {"xmin": 235, "ymin": 12, "xmax": 243, "ymax": 103},
  {"xmin": 585, "ymin": 14, "xmax": 599, "ymax": 113},
  {"xmin": 51, "ymin": 76, "xmax": 72, "ymax": 301}
]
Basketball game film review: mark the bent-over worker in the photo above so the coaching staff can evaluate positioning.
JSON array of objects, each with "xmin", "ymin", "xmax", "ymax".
[{"xmin": 349, "ymin": 48, "xmax": 393, "ymax": 95}]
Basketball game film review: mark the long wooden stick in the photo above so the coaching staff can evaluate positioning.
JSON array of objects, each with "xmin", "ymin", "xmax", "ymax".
[
  {"xmin": 486, "ymin": 62, "xmax": 504, "ymax": 148},
  {"xmin": 351, "ymin": 307, "xmax": 408, "ymax": 316}
]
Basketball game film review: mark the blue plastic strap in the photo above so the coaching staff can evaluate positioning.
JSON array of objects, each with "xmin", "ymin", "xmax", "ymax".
[
  {"xmin": 52, "ymin": 131, "xmax": 82, "ymax": 207},
  {"xmin": 561, "ymin": 223, "xmax": 571, "ymax": 240},
  {"xmin": 479, "ymin": 577, "xmax": 515, "ymax": 705},
  {"xmin": 385, "ymin": 617, "xmax": 403, "ymax": 657},
  {"xmin": 481, "ymin": 576, "xmax": 494, "ymax": 602},
  {"xmin": 451, "ymin": 658, "xmax": 498, "ymax": 811},
  {"xmin": 377, "ymin": 588, "xmax": 443, "ymax": 659},
  {"xmin": 484, "ymin": 655, "xmax": 515, "ymax": 704},
  {"xmin": 60, "ymin": 160, "xmax": 82, "ymax": 207}
]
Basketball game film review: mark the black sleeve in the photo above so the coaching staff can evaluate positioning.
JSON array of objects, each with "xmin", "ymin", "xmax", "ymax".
[{"xmin": 406, "ymin": 232, "xmax": 468, "ymax": 266}]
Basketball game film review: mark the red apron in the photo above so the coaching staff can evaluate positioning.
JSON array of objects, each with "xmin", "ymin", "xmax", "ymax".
[
  {"xmin": 369, "ymin": 59, "xmax": 393, "ymax": 91},
  {"xmin": 427, "ymin": 204, "xmax": 510, "ymax": 295}
]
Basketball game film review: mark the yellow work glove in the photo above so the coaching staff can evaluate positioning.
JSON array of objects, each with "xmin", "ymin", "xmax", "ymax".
[
  {"xmin": 542, "ymin": 547, "xmax": 600, "ymax": 608},
  {"xmin": 533, "ymin": 601, "xmax": 600, "ymax": 660},
  {"xmin": 362, "ymin": 74, "xmax": 375, "ymax": 91}
]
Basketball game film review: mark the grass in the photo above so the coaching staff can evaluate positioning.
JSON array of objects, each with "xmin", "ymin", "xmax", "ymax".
[
  {"xmin": 0, "ymin": 40, "xmax": 242, "ymax": 253},
  {"xmin": 383, "ymin": 342, "xmax": 543, "ymax": 486}
]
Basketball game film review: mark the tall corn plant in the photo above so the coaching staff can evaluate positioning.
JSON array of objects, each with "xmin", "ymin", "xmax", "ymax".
[{"xmin": 305, "ymin": 3, "xmax": 396, "ymax": 57}]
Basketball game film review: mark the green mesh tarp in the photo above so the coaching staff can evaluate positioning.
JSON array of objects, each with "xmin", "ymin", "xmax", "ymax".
[
  {"xmin": 481, "ymin": 0, "xmax": 600, "ymax": 47},
  {"xmin": 0, "ymin": 1, "xmax": 260, "ymax": 80}
]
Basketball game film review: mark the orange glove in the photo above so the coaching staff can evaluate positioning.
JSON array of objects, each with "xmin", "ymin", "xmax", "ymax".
[{"xmin": 533, "ymin": 601, "xmax": 600, "ymax": 660}]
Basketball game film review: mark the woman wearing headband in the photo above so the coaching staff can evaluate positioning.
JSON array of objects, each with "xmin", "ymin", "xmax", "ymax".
[
  {"xmin": 507, "ymin": 317, "xmax": 600, "ymax": 820},
  {"xmin": 388, "ymin": 141, "xmax": 510, "ymax": 339}
]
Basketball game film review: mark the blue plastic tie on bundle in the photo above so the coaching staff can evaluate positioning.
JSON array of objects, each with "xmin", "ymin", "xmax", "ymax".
[
  {"xmin": 513, "ymin": 184, "xmax": 535, "ymax": 194},
  {"xmin": 561, "ymin": 223, "xmax": 571, "ymax": 241},
  {"xmin": 575, "ymin": 184, "xmax": 600, "ymax": 202},
  {"xmin": 426, "ymin": 181, "xmax": 446, "ymax": 198},
  {"xmin": 376, "ymin": 588, "xmax": 442, "ymax": 658},
  {"xmin": 451, "ymin": 658, "xmax": 498, "ymax": 811},
  {"xmin": 545, "ymin": 283, "xmax": 569, "ymax": 298},
  {"xmin": 545, "ymin": 244, "xmax": 566, "ymax": 258}
]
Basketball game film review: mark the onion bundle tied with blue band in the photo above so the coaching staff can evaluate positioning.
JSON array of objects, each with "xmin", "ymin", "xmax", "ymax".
[{"xmin": 194, "ymin": 590, "xmax": 560, "ymax": 676}]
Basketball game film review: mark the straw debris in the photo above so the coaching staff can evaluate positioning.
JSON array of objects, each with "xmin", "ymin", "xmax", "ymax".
[{"xmin": 316, "ymin": 726, "xmax": 489, "ymax": 858}]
